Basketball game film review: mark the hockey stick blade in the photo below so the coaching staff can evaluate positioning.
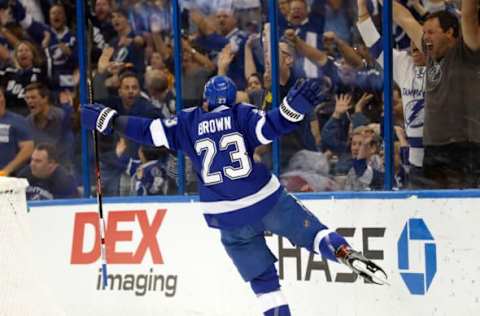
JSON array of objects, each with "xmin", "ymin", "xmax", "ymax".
[{"xmin": 352, "ymin": 260, "xmax": 391, "ymax": 286}]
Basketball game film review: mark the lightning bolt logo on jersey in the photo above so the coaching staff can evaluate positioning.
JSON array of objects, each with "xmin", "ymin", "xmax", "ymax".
[
  {"xmin": 405, "ymin": 99, "xmax": 424, "ymax": 130},
  {"xmin": 399, "ymin": 66, "xmax": 425, "ymax": 168}
]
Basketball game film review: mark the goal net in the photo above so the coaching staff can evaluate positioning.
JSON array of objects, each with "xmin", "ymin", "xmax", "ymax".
[{"xmin": 0, "ymin": 177, "xmax": 64, "ymax": 316}]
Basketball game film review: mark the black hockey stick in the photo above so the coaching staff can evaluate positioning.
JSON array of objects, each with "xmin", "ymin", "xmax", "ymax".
[
  {"xmin": 87, "ymin": 78, "xmax": 108, "ymax": 289},
  {"xmin": 85, "ymin": 10, "xmax": 108, "ymax": 288}
]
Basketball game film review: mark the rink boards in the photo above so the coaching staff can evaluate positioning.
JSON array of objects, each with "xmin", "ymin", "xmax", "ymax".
[{"xmin": 27, "ymin": 193, "xmax": 480, "ymax": 316}]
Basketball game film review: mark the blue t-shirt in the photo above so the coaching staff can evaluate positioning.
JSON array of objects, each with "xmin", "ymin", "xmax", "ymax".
[
  {"xmin": 0, "ymin": 111, "xmax": 32, "ymax": 169},
  {"xmin": 27, "ymin": 106, "xmax": 74, "ymax": 164},
  {"xmin": 18, "ymin": 165, "xmax": 78, "ymax": 200}
]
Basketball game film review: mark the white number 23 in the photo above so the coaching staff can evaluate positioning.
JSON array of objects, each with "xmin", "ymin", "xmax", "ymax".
[{"xmin": 195, "ymin": 133, "xmax": 252, "ymax": 185}]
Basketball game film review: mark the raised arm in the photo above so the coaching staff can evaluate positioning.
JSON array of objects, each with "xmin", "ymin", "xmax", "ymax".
[
  {"xmin": 390, "ymin": 0, "xmax": 424, "ymax": 51},
  {"xmin": 284, "ymin": 29, "xmax": 328, "ymax": 66},
  {"xmin": 357, "ymin": 0, "xmax": 412, "ymax": 85},
  {"xmin": 0, "ymin": 26, "xmax": 20, "ymax": 48},
  {"xmin": 183, "ymin": 38, "xmax": 215, "ymax": 72},
  {"xmin": 357, "ymin": 0, "xmax": 383, "ymax": 66},
  {"xmin": 190, "ymin": 9, "xmax": 216, "ymax": 36},
  {"xmin": 244, "ymin": 35, "xmax": 258, "ymax": 81},
  {"xmin": 320, "ymin": 94, "xmax": 352, "ymax": 153},
  {"xmin": 329, "ymin": 32, "xmax": 365, "ymax": 69},
  {"xmin": 357, "ymin": 0, "xmax": 370, "ymax": 23},
  {"xmin": 462, "ymin": 0, "xmax": 480, "ymax": 51},
  {"xmin": 10, "ymin": 0, "xmax": 51, "ymax": 46},
  {"xmin": 217, "ymin": 44, "xmax": 235, "ymax": 75},
  {"xmin": 151, "ymin": 31, "xmax": 170, "ymax": 59},
  {"xmin": 409, "ymin": 0, "xmax": 428, "ymax": 18},
  {"xmin": 0, "ymin": 44, "xmax": 8, "ymax": 62}
]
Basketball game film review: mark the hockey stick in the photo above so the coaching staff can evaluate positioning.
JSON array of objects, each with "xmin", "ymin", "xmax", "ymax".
[
  {"xmin": 87, "ymin": 78, "xmax": 108, "ymax": 289},
  {"xmin": 83, "ymin": 7, "xmax": 108, "ymax": 287}
]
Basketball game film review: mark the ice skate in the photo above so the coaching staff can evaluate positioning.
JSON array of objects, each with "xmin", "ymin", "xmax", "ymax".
[{"xmin": 336, "ymin": 245, "xmax": 390, "ymax": 286}]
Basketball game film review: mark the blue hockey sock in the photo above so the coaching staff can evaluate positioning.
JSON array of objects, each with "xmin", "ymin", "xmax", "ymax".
[
  {"xmin": 250, "ymin": 265, "xmax": 280, "ymax": 294},
  {"xmin": 314, "ymin": 229, "xmax": 350, "ymax": 262}
]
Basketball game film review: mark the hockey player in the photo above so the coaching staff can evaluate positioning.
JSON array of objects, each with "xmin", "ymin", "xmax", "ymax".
[{"xmin": 81, "ymin": 75, "xmax": 388, "ymax": 315}]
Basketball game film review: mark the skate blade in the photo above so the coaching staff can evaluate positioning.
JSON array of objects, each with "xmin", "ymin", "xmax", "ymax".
[{"xmin": 352, "ymin": 260, "xmax": 391, "ymax": 286}]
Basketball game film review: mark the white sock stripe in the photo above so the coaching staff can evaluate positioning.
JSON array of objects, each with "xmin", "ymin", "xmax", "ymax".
[
  {"xmin": 257, "ymin": 290, "xmax": 288, "ymax": 313},
  {"xmin": 314, "ymin": 229, "xmax": 335, "ymax": 254}
]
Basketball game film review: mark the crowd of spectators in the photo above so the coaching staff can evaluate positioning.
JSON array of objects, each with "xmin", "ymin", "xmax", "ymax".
[{"xmin": 0, "ymin": 0, "xmax": 478, "ymax": 199}]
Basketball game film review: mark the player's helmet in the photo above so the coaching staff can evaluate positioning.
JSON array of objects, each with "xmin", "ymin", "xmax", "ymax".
[{"xmin": 203, "ymin": 75, "xmax": 237, "ymax": 110}]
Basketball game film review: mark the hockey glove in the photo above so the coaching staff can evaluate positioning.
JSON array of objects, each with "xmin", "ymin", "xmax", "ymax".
[
  {"xmin": 281, "ymin": 78, "xmax": 330, "ymax": 122},
  {"xmin": 81, "ymin": 103, "xmax": 118, "ymax": 135}
]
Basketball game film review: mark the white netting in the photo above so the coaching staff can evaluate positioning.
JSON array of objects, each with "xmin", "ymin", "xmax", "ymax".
[{"xmin": 0, "ymin": 177, "xmax": 64, "ymax": 316}]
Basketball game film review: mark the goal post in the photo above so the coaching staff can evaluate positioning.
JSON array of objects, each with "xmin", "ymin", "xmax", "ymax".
[{"xmin": 0, "ymin": 177, "xmax": 64, "ymax": 316}]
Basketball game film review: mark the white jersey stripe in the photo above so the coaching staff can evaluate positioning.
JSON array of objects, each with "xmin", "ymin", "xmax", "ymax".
[
  {"xmin": 150, "ymin": 119, "xmax": 170, "ymax": 149},
  {"xmin": 256, "ymin": 116, "xmax": 272, "ymax": 145},
  {"xmin": 314, "ymin": 228, "xmax": 336, "ymax": 254},
  {"xmin": 200, "ymin": 175, "xmax": 281, "ymax": 214}
]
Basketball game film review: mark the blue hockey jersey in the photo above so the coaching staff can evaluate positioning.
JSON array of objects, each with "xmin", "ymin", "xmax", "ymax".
[
  {"xmin": 0, "ymin": 66, "xmax": 47, "ymax": 116},
  {"xmin": 128, "ymin": 103, "xmax": 302, "ymax": 229}
]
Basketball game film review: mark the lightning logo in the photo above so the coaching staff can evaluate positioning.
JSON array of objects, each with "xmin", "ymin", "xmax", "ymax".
[{"xmin": 406, "ymin": 99, "xmax": 424, "ymax": 129}]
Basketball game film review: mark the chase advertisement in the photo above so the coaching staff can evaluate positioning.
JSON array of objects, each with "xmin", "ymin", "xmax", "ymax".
[{"xmin": 27, "ymin": 197, "xmax": 480, "ymax": 316}]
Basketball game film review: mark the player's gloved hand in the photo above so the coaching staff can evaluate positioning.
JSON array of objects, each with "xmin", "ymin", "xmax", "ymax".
[
  {"xmin": 281, "ymin": 78, "xmax": 330, "ymax": 122},
  {"xmin": 81, "ymin": 103, "xmax": 118, "ymax": 135}
]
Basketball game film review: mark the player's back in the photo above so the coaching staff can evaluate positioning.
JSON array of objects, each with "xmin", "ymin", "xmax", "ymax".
[{"xmin": 176, "ymin": 104, "xmax": 283, "ymax": 229}]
